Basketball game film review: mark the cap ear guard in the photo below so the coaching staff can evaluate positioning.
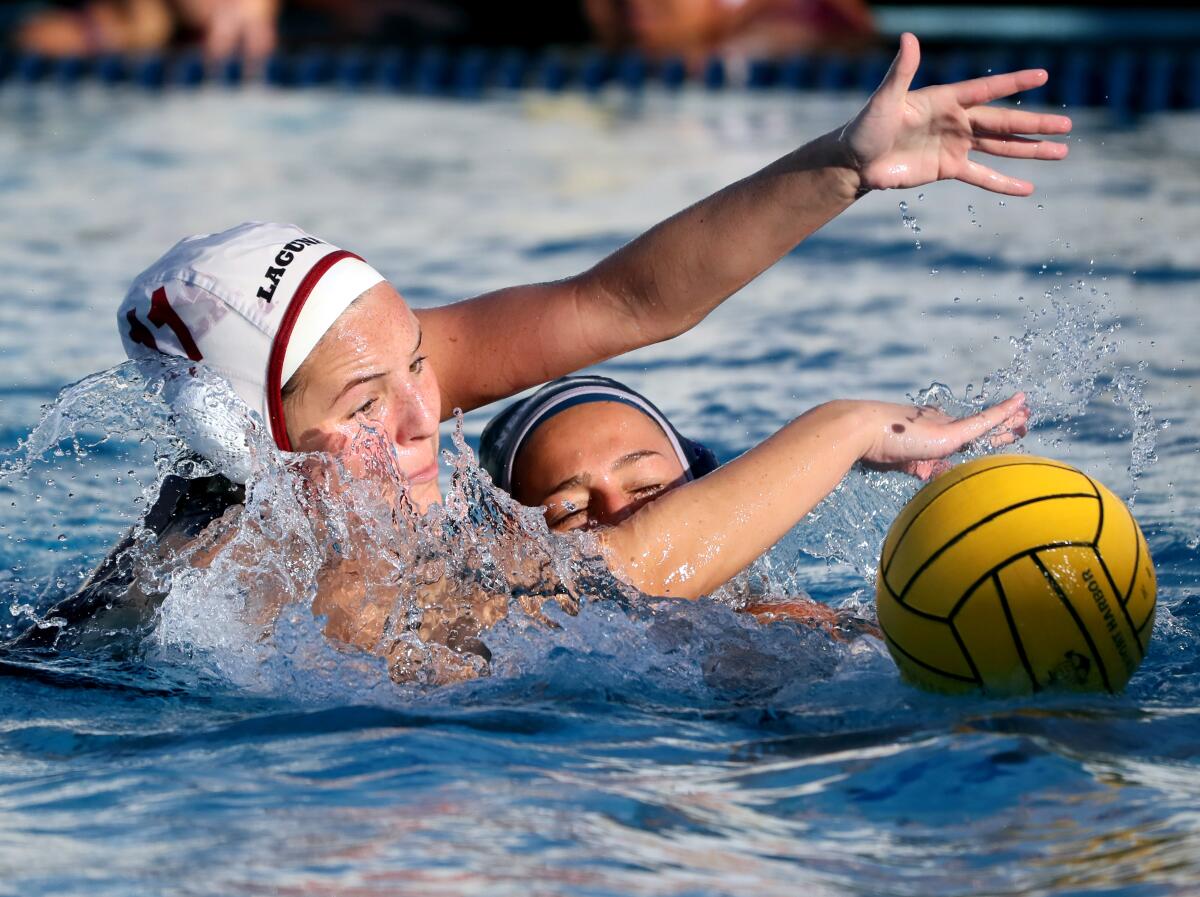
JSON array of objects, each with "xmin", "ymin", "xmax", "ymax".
[
  {"xmin": 159, "ymin": 365, "xmax": 265, "ymax": 485},
  {"xmin": 680, "ymin": 437, "xmax": 720, "ymax": 480},
  {"xmin": 478, "ymin": 400, "xmax": 524, "ymax": 490}
]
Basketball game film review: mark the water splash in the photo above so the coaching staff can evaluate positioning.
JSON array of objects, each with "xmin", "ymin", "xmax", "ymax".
[
  {"xmin": 0, "ymin": 360, "xmax": 871, "ymax": 703},
  {"xmin": 0, "ymin": 361, "xmax": 190, "ymax": 623},
  {"xmin": 771, "ymin": 283, "xmax": 1157, "ymax": 582},
  {"xmin": 972, "ymin": 284, "xmax": 1156, "ymax": 489},
  {"xmin": 146, "ymin": 418, "xmax": 869, "ymax": 703},
  {"xmin": 899, "ymin": 199, "xmax": 922, "ymax": 249}
]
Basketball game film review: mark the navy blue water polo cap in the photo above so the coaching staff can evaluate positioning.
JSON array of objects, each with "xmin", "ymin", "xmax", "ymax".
[{"xmin": 479, "ymin": 375, "xmax": 719, "ymax": 493}]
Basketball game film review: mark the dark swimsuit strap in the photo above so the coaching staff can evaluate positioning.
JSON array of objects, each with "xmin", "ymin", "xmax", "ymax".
[{"xmin": 6, "ymin": 470, "xmax": 245, "ymax": 651}]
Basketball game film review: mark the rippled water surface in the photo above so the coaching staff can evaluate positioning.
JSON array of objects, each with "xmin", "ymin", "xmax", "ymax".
[{"xmin": 0, "ymin": 83, "xmax": 1197, "ymax": 896}]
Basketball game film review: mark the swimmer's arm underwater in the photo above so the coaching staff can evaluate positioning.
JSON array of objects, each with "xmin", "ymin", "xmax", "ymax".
[
  {"xmin": 419, "ymin": 34, "xmax": 1070, "ymax": 417},
  {"xmin": 598, "ymin": 393, "xmax": 1029, "ymax": 601}
]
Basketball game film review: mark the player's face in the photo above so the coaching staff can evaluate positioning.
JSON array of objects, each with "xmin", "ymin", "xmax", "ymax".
[
  {"xmin": 283, "ymin": 283, "xmax": 442, "ymax": 512},
  {"xmin": 511, "ymin": 402, "xmax": 687, "ymax": 532}
]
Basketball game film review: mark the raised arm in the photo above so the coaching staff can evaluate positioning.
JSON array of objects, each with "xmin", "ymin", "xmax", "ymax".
[
  {"xmin": 600, "ymin": 394, "xmax": 1029, "ymax": 600},
  {"xmin": 418, "ymin": 34, "xmax": 1071, "ymax": 417}
]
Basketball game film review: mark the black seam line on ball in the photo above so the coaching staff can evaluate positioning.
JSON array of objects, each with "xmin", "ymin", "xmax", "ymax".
[
  {"xmin": 949, "ymin": 619, "xmax": 983, "ymax": 684},
  {"xmin": 946, "ymin": 542, "xmax": 1096, "ymax": 620},
  {"xmin": 880, "ymin": 574, "xmax": 947, "ymax": 620},
  {"xmin": 1096, "ymin": 552, "xmax": 1145, "ymax": 660},
  {"xmin": 881, "ymin": 459, "xmax": 1085, "ymax": 581},
  {"xmin": 877, "ymin": 618, "xmax": 980, "ymax": 685},
  {"xmin": 1093, "ymin": 546, "xmax": 1145, "ymax": 661},
  {"xmin": 1135, "ymin": 606, "xmax": 1155, "ymax": 637},
  {"xmin": 1031, "ymin": 552, "xmax": 1114, "ymax": 695},
  {"xmin": 1084, "ymin": 474, "xmax": 1144, "ymax": 658},
  {"xmin": 899, "ymin": 493, "xmax": 1100, "ymax": 600},
  {"xmin": 994, "ymin": 572, "xmax": 1041, "ymax": 694},
  {"xmin": 1087, "ymin": 474, "xmax": 1104, "ymax": 547},
  {"xmin": 1123, "ymin": 501, "xmax": 1143, "ymax": 609}
]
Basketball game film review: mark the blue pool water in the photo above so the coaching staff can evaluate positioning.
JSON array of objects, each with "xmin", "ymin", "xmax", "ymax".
[{"xmin": 0, "ymin": 83, "xmax": 1197, "ymax": 895}]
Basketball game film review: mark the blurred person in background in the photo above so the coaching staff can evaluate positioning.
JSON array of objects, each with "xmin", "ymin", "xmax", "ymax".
[
  {"xmin": 14, "ymin": 0, "xmax": 279, "ymax": 58},
  {"xmin": 583, "ymin": 0, "xmax": 876, "ymax": 65},
  {"xmin": 13, "ymin": 0, "xmax": 871, "ymax": 61},
  {"xmin": 10, "ymin": 0, "xmax": 590, "ymax": 58}
]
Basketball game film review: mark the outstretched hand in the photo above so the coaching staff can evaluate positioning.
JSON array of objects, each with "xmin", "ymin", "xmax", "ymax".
[
  {"xmin": 860, "ymin": 392, "xmax": 1030, "ymax": 480},
  {"xmin": 840, "ymin": 33, "xmax": 1072, "ymax": 196}
]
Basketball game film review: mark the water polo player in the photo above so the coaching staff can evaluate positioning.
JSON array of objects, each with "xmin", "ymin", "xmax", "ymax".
[
  {"xmin": 477, "ymin": 374, "xmax": 1024, "ymax": 627},
  {"xmin": 20, "ymin": 35, "xmax": 1063, "ymax": 669},
  {"xmin": 477, "ymin": 374, "xmax": 880, "ymax": 634}
]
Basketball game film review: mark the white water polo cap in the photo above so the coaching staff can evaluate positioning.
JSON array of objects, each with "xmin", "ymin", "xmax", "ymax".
[{"xmin": 117, "ymin": 222, "xmax": 386, "ymax": 478}]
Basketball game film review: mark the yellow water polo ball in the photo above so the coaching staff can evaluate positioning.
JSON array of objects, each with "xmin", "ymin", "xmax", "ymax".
[{"xmin": 876, "ymin": 455, "xmax": 1156, "ymax": 695}]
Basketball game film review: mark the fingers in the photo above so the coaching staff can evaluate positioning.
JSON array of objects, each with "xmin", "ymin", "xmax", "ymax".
[
  {"xmin": 972, "ymin": 134, "xmax": 1070, "ymax": 161},
  {"xmin": 986, "ymin": 403, "xmax": 1030, "ymax": 448},
  {"xmin": 953, "ymin": 392, "xmax": 1028, "ymax": 445},
  {"xmin": 919, "ymin": 459, "xmax": 954, "ymax": 481},
  {"xmin": 970, "ymin": 106, "xmax": 1072, "ymax": 136},
  {"xmin": 953, "ymin": 68, "xmax": 1050, "ymax": 106},
  {"xmin": 886, "ymin": 394, "xmax": 1029, "ymax": 482},
  {"xmin": 958, "ymin": 159, "xmax": 1034, "ymax": 196},
  {"xmin": 878, "ymin": 31, "xmax": 920, "ymax": 101}
]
